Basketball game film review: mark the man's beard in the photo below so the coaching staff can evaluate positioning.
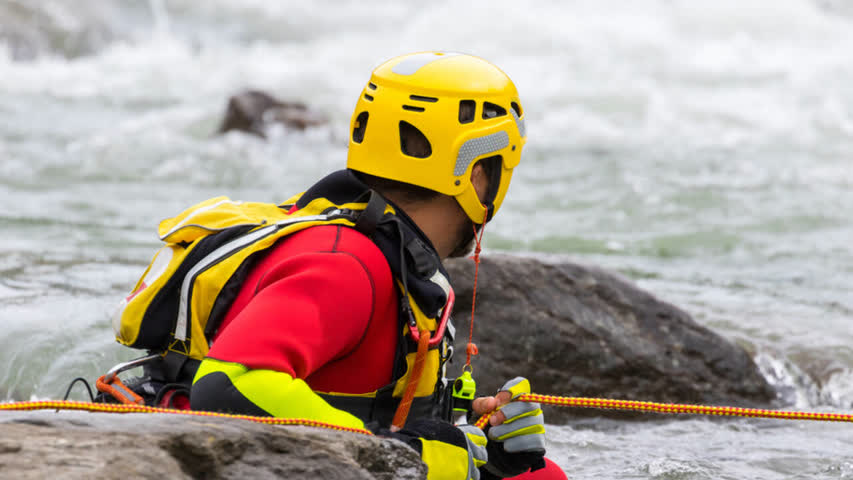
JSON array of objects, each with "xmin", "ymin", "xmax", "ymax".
[{"xmin": 447, "ymin": 221, "xmax": 480, "ymax": 258}]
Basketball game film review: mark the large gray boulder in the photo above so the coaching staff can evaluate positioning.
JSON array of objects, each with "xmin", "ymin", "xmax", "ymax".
[
  {"xmin": 444, "ymin": 254, "xmax": 775, "ymax": 422},
  {"xmin": 0, "ymin": 410, "xmax": 425, "ymax": 480}
]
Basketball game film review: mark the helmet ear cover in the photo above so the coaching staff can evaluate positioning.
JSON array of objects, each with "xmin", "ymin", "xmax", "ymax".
[{"xmin": 346, "ymin": 52, "xmax": 527, "ymax": 224}]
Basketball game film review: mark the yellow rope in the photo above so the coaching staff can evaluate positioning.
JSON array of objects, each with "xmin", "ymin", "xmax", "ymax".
[
  {"xmin": 0, "ymin": 400, "xmax": 374, "ymax": 436},
  {"xmin": 5, "ymin": 394, "xmax": 853, "ymax": 435},
  {"xmin": 474, "ymin": 393, "xmax": 853, "ymax": 428}
]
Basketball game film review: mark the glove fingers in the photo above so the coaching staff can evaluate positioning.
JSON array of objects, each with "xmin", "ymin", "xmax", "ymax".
[
  {"xmin": 496, "ymin": 401, "xmax": 541, "ymax": 422},
  {"xmin": 467, "ymin": 452, "xmax": 481, "ymax": 480},
  {"xmin": 458, "ymin": 424, "xmax": 488, "ymax": 474},
  {"xmin": 468, "ymin": 442, "xmax": 487, "ymax": 462},
  {"xmin": 504, "ymin": 433, "xmax": 546, "ymax": 453},
  {"xmin": 488, "ymin": 413, "xmax": 545, "ymax": 442},
  {"xmin": 467, "ymin": 440, "xmax": 487, "ymax": 472},
  {"xmin": 499, "ymin": 376, "xmax": 531, "ymax": 400}
]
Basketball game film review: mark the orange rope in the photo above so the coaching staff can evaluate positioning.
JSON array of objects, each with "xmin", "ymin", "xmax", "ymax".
[
  {"xmin": 0, "ymin": 400, "xmax": 374, "ymax": 435},
  {"xmin": 390, "ymin": 328, "xmax": 431, "ymax": 431},
  {"xmin": 474, "ymin": 393, "xmax": 853, "ymax": 428}
]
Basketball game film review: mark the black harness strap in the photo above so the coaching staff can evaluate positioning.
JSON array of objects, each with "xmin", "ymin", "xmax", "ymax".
[
  {"xmin": 319, "ymin": 389, "xmax": 444, "ymax": 429},
  {"xmin": 353, "ymin": 190, "xmax": 386, "ymax": 237}
]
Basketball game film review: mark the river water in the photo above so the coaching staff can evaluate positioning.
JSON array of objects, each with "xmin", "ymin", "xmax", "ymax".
[{"xmin": 2, "ymin": 0, "xmax": 853, "ymax": 478}]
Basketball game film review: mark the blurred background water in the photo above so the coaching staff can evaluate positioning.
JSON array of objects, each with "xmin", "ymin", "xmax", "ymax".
[{"xmin": 1, "ymin": 0, "xmax": 853, "ymax": 478}]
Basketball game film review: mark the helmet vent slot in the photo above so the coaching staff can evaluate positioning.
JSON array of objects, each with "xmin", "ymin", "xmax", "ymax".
[
  {"xmin": 511, "ymin": 102, "xmax": 522, "ymax": 117},
  {"xmin": 402, "ymin": 105, "xmax": 425, "ymax": 112},
  {"xmin": 482, "ymin": 102, "xmax": 507, "ymax": 119},
  {"xmin": 352, "ymin": 112, "xmax": 369, "ymax": 144},
  {"xmin": 364, "ymin": 94, "xmax": 374, "ymax": 101},
  {"xmin": 399, "ymin": 121, "xmax": 432, "ymax": 158},
  {"xmin": 368, "ymin": 82, "xmax": 377, "ymax": 90},
  {"xmin": 410, "ymin": 95, "xmax": 438, "ymax": 103},
  {"xmin": 459, "ymin": 100, "xmax": 475, "ymax": 124}
]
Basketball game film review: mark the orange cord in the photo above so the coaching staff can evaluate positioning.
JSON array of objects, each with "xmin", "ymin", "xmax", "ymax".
[
  {"xmin": 466, "ymin": 223, "xmax": 486, "ymax": 367},
  {"xmin": 390, "ymin": 328, "xmax": 431, "ymax": 431}
]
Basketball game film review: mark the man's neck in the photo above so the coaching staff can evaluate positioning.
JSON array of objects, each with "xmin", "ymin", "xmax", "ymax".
[{"xmin": 388, "ymin": 195, "xmax": 467, "ymax": 260}]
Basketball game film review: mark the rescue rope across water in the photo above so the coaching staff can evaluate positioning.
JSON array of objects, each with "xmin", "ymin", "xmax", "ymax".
[
  {"xmin": 4, "ymin": 393, "xmax": 853, "ymax": 437},
  {"xmin": 474, "ymin": 394, "xmax": 853, "ymax": 428},
  {"xmin": 0, "ymin": 400, "xmax": 375, "ymax": 435}
]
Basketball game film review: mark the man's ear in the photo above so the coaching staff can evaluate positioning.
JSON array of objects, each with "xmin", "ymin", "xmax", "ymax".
[{"xmin": 470, "ymin": 163, "xmax": 489, "ymax": 204}]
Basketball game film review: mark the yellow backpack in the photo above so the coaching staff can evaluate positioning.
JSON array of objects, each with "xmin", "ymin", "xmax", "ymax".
[
  {"xmin": 102, "ymin": 188, "xmax": 449, "ymax": 414},
  {"xmin": 111, "ymin": 194, "xmax": 384, "ymax": 362}
]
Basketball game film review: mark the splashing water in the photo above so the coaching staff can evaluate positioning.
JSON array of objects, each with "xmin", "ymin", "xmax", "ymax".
[{"xmin": 2, "ymin": 1, "xmax": 853, "ymax": 477}]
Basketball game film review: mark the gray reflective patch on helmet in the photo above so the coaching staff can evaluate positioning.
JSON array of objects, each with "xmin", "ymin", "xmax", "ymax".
[
  {"xmin": 511, "ymin": 108, "xmax": 527, "ymax": 137},
  {"xmin": 392, "ymin": 52, "xmax": 460, "ymax": 75},
  {"xmin": 454, "ymin": 131, "xmax": 509, "ymax": 177}
]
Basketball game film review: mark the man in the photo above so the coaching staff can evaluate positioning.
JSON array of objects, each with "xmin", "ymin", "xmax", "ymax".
[{"xmin": 191, "ymin": 52, "xmax": 564, "ymax": 479}]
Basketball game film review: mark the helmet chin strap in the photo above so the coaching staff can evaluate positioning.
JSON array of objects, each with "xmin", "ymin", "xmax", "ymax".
[{"xmin": 484, "ymin": 202, "xmax": 495, "ymax": 223}]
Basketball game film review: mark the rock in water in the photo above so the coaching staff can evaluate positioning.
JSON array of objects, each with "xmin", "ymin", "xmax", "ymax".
[
  {"xmin": 444, "ymin": 254, "xmax": 775, "ymax": 422},
  {"xmin": 0, "ymin": 410, "xmax": 426, "ymax": 479},
  {"xmin": 218, "ymin": 90, "xmax": 326, "ymax": 138}
]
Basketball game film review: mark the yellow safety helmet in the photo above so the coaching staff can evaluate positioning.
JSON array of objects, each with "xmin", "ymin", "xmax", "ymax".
[{"xmin": 347, "ymin": 52, "xmax": 527, "ymax": 224}]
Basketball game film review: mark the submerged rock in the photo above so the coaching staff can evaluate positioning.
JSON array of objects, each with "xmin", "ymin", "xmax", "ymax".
[
  {"xmin": 218, "ymin": 90, "xmax": 327, "ymax": 138},
  {"xmin": 444, "ymin": 254, "xmax": 776, "ymax": 422},
  {"xmin": 0, "ymin": 410, "xmax": 425, "ymax": 480}
]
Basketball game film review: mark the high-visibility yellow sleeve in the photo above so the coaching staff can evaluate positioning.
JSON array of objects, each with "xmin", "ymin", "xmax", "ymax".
[{"xmin": 191, "ymin": 357, "xmax": 366, "ymax": 430}]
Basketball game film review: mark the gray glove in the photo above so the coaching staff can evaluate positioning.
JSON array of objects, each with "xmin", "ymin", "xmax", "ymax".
[
  {"xmin": 458, "ymin": 423, "xmax": 488, "ymax": 480},
  {"xmin": 482, "ymin": 377, "xmax": 546, "ymax": 478}
]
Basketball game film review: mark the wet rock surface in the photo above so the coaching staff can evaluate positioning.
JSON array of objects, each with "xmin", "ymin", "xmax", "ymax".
[
  {"xmin": 0, "ymin": 411, "xmax": 425, "ymax": 480},
  {"xmin": 444, "ymin": 254, "xmax": 776, "ymax": 422}
]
